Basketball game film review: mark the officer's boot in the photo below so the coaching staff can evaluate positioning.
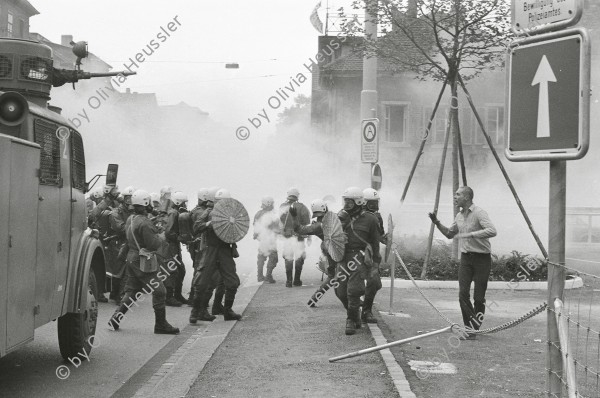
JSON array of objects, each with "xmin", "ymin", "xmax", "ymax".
[
  {"xmin": 223, "ymin": 297, "xmax": 242, "ymax": 321},
  {"xmin": 345, "ymin": 308, "xmax": 357, "ymax": 336},
  {"xmin": 165, "ymin": 287, "xmax": 182, "ymax": 307},
  {"xmin": 307, "ymin": 284, "xmax": 327, "ymax": 307},
  {"xmin": 108, "ymin": 301, "xmax": 130, "ymax": 331},
  {"xmin": 174, "ymin": 284, "xmax": 188, "ymax": 305},
  {"xmin": 257, "ymin": 261, "xmax": 265, "ymax": 282},
  {"xmin": 189, "ymin": 293, "xmax": 203, "ymax": 324},
  {"xmin": 189, "ymin": 307, "xmax": 200, "ymax": 324},
  {"xmin": 154, "ymin": 308, "xmax": 180, "ymax": 334},
  {"xmin": 293, "ymin": 264, "xmax": 303, "ymax": 287},
  {"xmin": 355, "ymin": 307, "xmax": 363, "ymax": 329},
  {"xmin": 212, "ymin": 286, "xmax": 225, "ymax": 315},
  {"xmin": 109, "ymin": 277, "xmax": 121, "ymax": 303},
  {"xmin": 264, "ymin": 266, "xmax": 276, "ymax": 284},
  {"xmin": 285, "ymin": 260, "xmax": 293, "ymax": 287},
  {"xmin": 187, "ymin": 285, "xmax": 195, "ymax": 307},
  {"xmin": 361, "ymin": 297, "xmax": 377, "ymax": 324},
  {"xmin": 96, "ymin": 272, "xmax": 108, "ymax": 302}
]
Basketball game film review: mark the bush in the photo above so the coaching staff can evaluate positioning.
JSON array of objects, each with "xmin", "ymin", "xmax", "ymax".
[{"xmin": 380, "ymin": 235, "xmax": 547, "ymax": 281}]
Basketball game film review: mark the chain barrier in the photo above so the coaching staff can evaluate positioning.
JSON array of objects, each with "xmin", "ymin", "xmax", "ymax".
[{"xmin": 392, "ymin": 249, "xmax": 548, "ymax": 335}]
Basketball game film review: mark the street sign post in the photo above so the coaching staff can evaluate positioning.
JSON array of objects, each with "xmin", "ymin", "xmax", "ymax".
[
  {"xmin": 371, "ymin": 163, "xmax": 382, "ymax": 190},
  {"xmin": 361, "ymin": 118, "xmax": 379, "ymax": 163},
  {"xmin": 505, "ymin": 28, "xmax": 590, "ymax": 162},
  {"xmin": 511, "ymin": 0, "xmax": 583, "ymax": 35}
]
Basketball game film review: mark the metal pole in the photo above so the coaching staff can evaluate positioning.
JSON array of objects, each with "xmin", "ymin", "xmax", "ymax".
[
  {"xmin": 389, "ymin": 253, "xmax": 395, "ymax": 314},
  {"xmin": 329, "ymin": 326, "xmax": 452, "ymax": 362},
  {"xmin": 547, "ymin": 160, "xmax": 567, "ymax": 397},
  {"xmin": 361, "ymin": 0, "xmax": 378, "ymax": 185}
]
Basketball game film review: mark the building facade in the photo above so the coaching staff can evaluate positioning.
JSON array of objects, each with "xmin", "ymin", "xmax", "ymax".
[
  {"xmin": 311, "ymin": 1, "xmax": 600, "ymax": 183},
  {"xmin": 0, "ymin": 0, "xmax": 37, "ymax": 39}
]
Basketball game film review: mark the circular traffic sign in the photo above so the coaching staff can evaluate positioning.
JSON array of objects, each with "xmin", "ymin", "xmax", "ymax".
[{"xmin": 363, "ymin": 122, "xmax": 377, "ymax": 143}]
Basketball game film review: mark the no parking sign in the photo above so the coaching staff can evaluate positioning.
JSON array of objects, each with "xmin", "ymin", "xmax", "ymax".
[{"xmin": 361, "ymin": 118, "xmax": 379, "ymax": 163}]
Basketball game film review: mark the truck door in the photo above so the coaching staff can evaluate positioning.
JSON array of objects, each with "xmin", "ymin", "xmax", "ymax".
[
  {"xmin": 52, "ymin": 124, "xmax": 73, "ymax": 317},
  {"xmin": 32, "ymin": 119, "xmax": 64, "ymax": 326},
  {"xmin": 0, "ymin": 134, "xmax": 40, "ymax": 354}
]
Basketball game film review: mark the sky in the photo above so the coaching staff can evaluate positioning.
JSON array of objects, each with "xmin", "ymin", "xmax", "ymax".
[{"xmin": 29, "ymin": 0, "xmax": 356, "ymax": 129}]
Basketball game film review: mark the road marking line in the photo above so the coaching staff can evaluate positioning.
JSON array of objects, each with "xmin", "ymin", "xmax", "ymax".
[
  {"xmin": 379, "ymin": 311, "xmax": 411, "ymax": 318},
  {"xmin": 369, "ymin": 323, "xmax": 417, "ymax": 398},
  {"xmin": 132, "ymin": 274, "xmax": 262, "ymax": 398}
]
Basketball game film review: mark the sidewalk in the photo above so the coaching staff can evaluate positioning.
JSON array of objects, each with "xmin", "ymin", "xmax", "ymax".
[{"xmin": 186, "ymin": 271, "xmax": 400, "ymax": 398}]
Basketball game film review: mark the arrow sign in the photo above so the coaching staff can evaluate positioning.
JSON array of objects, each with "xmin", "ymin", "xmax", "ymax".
[{"xmin": 531, "ymin": 55, "xmax": 557, "ymax": 138}]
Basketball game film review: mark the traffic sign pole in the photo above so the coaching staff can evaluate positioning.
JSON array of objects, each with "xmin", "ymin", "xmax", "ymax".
[{"xmin": 547, "ymin": 160, "xmax": 567, "ymax": 397}]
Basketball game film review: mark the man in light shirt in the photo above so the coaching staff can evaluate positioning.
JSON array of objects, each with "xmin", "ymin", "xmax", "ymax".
[{"xmin": 428, "ymin": 186, "xmax": 497, "ymax": 340}]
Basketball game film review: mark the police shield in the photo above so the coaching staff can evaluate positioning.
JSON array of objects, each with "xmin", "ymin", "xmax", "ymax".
[
  {"xmin": 211, "ymin": 198, "xmax": 250, "ymax": 243},
  {"xmin": 322, "ymin": 211, "xmax": 346, "ymax": 262}
]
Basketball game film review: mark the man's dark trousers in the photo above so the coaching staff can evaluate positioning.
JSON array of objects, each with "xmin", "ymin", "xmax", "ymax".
[{"xmin": 458, "ymin": 252, "xmax": 491, "ymax": 330}]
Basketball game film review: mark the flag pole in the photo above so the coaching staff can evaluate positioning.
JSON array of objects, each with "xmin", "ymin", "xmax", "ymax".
[{"xmin": 325, "ymin": 0, "xmax": 329, "ymax": 34}]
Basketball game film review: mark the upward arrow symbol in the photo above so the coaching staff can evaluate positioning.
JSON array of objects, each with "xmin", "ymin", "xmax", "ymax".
[{"xmin": 531, "ymin": 55, "xmax": 557, "ymax": 138}]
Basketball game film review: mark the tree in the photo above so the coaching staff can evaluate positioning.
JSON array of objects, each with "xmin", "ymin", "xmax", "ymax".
[
  {"xmin": 276, "ymin": 94, "xmax": 311, "ymax": 129},
  {"xmin": 340, "ymin": 0, "xmax": 510, "ymax": 263}
]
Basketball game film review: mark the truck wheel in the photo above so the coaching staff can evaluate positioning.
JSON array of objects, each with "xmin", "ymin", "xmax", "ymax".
[{"xmin": 57, "ymin": 271, "xmax": 99, "ymax": 360}]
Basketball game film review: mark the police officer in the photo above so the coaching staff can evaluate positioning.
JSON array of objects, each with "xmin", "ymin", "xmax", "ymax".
[
  {"xmin": 87, "ymin": 185, "xmax": 120, "ymax": 303},
  {"xmin": 150, "ymin": 192, "xmax": 161, "ymax": 210},
  {"xmin": 336, "ymin": 187, "xmax": 381, "ymax": 335},
  {"xmin": 85, "ymin": 187, "xmax": 102, "ymax": 216},
  {"xmin": 160, "ymin": 186, "xmax": 172, "ymax": 211},
  {"xmin": 361, "ymin": 188, "xmax": 386, "ymax": 324},
  {"xmin": 164, "ymin": 191, "xmax": 189, "ymax": 306},
  {"xmin": 187, "ymin": 188, "xmax": 209, "ymax": 304},
  {"xmin": 279, "ymin": 187, "xmax": 310, "ymax": 287},
  {"xmin": 190, "ymin": 188, "xmax": 242, "ymax": 323},
  {"xmin": 253, "ymin": 196, "xmax": 279, "ymax": 283},
  {"xmin": 108, "ymin": 190, "xmax": 179, "ymax": 335},
  {"xmin": 291, "ymin": 199, "xmax": 339, "ymax": 307},
  {"xmin": 108, "ymin": 185, "xmax": 135, "ymax": 304}
]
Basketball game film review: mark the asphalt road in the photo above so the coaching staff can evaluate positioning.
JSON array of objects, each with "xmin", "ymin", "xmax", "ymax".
[{"xmin": 0, "ymin": 247, "xmax": 257, "ymax": 398}]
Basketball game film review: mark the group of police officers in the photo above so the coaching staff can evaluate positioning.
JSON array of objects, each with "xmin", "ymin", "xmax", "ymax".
[
  {"xmin": 252, "ymin": 186, "xmax": 386, "ymax": 335},
  {"xmin": 87, "ymin": 185, "xmax": 243, "ymax": 335},
  {"xmin": 86, "ymin": 183, "xmax": 386, "ymax": 336}
]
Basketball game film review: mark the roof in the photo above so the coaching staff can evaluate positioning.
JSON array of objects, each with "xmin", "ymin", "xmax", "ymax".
[
  {"xmin": 161, "ymin": 101, "xmax": 209, "ymax": 116},
  {"xmin": 14, "ymin": 0, "xmax": 39, "ymax": 16},
  {"xmin": 321, "ymin": 15, "xmax": 434, "ymax": 76},
  {"xmin": 29, "ymin": 32, "xmax": 113, "ymax": 72}
]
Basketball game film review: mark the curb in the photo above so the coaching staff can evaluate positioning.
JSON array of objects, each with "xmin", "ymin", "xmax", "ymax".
[
  {"xmin": 381, "ymin": 276, "xmax": 584, "ymax": 290},
  {"xmin": 369, "ymin": 324, "xmax": 417, "ymax": 398},
  {"xmin": 130, "ymin": 275, "xmax": 263, "ymax": 398}
]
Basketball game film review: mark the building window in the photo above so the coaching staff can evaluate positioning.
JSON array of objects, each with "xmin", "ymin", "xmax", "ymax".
[
  {"xmin": 384, "ymin": 104, "xmax": 408, "ymax": 143},
  {"xmin": 34, "ymin": 119, "xmax": 62, "ymax": 186},
  {"xmin": 486, "ymin": 105, "xmax": 505, "ymax": 146},
  {"xmin": 71, "ymin": 130, "xmax": 86, "ymax": 191},
  {"xmin": 7, "ymin": 13, "xmax": 13, "ymax": 37},
  {"xmin": 458, "ymin": 108, "xmax": 471, "ymax": 144},
  {"xmin": 423, "ymin": 106, "xmax": 449, "ymax": 144}
]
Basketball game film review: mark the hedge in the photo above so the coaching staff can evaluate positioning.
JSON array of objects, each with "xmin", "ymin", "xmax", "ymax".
[{"xmin": 379, "ymin": 235, "xmax": 548, "ymax": 281}]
